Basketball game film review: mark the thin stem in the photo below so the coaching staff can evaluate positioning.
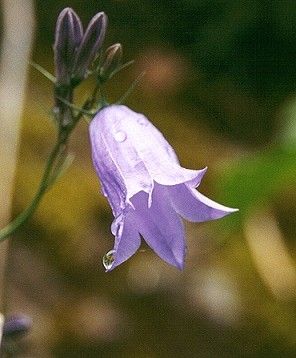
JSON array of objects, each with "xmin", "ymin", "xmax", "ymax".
[
  {"xmin": 116, "ymin": 71, "xmax": 146, "ymax": 105},
  {"xmin": 1, "ymin": 239, "xmax": 13, "ymax": 314},
  {"xmin": 0, "ymin": 138, "xmax": 64, "ymax": 242},
  {"xmin": 108, "ymin": 60, "xmax": 134, "ymax": 78},
  {"xmin": 29, "ymin": 61, "xmax": 56, "ymax": 83},
  {"xmin": 55, "ymin": 96, "xmax": 94, "ymax": 116},
  {"xmin": 74, "ymin": 82, "xmax": 105, "ymax": 124},
  {"xmin": 88, "ymin": 81, "xmax": 103, "ymax": 109},
  {"xmin": 98, "ymin": 84, "xmax": 108, "ymax": 108},
  {"xmin": 0, "ymin": 67, "xmax": 108, "ymax": 243}
]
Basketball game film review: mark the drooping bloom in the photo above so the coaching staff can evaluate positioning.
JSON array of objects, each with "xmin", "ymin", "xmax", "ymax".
[{"xmin": 89, "ymin": 105, "xmax": 237, "ymax": 271}]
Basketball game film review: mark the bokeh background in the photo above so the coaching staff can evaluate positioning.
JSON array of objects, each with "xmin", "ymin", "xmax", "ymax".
[{"xmin": 1, "ymin": 0, "xmax": 296, "ymax": 356}]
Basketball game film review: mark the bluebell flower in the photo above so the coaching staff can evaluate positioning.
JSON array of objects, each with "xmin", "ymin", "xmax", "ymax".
[{"xmin": 89, "ymin": 105, "xmax": 237, "ymax": 271}]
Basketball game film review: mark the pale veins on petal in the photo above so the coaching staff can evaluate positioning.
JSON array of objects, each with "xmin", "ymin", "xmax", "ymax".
[{"xmin": 89, "ymin": 105, "xmax": 238, "ymax": 271}]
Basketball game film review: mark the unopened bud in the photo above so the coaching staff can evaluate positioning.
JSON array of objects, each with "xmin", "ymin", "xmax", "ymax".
[
  {"xmin": 54, "ymin": 7, "xmax": 83, "ymax": 85},
  {"xmin": 99, "ymin": 43, "xmax": 122, "ymax": 82},
  {"xmin": 3, "ymin": 315, "xmax": 32, "ymax": 339},
  {"xmin": 72, "ymin": 12, "xmax": 108, "ymax": 82}
]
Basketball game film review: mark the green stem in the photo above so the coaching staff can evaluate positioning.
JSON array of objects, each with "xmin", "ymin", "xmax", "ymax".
[
  {"xmin": 74, "ymin": 82, "xmax": 105, "ymax": 124},
  {"xmin": 116, "ymin": 71, "xmax": 146, "ymax": 105},
  {"xmin": 0, "ymin": 74, "xmax": 104, "ymax": 242},
  {"xmin": 0, "ymin": 138, "xmax": 65, "ymax": 242}
]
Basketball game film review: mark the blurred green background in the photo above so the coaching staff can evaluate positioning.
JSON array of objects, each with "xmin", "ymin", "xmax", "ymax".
[{"xmin": 1, "ymin": 0, "xmax": 296, "ymax": 356}]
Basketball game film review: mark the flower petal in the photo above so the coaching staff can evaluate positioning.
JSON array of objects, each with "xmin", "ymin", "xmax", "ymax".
[
  {"xmin": 108, "ymin": 214, "xmax": 141, "ymax": 271},
  {"xmin": 132, "ymin": 186, "xmax": 186, "ymax": 269},
  {"xmin": 89, "ymin": 105, "xmax": 239, "ymax": 271},
  {"xmin": 169, "ymin": 184, "xmax": 238, "ymax": 222},
  {"xmin": 92, "ymin": 105, "xmax": 207, "ymax": 187},
  {"xmin": 89, "ymin": 106, "xmax": 153, "ymax": 207},
  {"xmin": 116, "ymin": 106, "xmax": 206, "ymax": 186},
  {"xmin": 89, "ymin": 122, "xmax": 127, "ymax": 216}
]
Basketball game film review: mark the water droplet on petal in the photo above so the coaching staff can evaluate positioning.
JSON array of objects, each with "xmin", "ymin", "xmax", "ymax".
[
  {"xmin": 114, "ymin": 131, "xmax": 127, "ymax": 142},
  {"xmin": 102, "ymin": 250, "xmax": 116, "ymax": 270}
]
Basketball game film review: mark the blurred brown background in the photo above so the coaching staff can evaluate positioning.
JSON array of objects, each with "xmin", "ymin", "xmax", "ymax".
[{"xmin": 1, "ymin": 0, "xmax": 296, "ymax": 356}]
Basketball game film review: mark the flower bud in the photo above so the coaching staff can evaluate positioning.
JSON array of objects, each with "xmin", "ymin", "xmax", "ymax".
[
  {"xmin": 99, "ymin": 43, "xmax": 122, "ymax": 82},
  {"xmin": 3, "ymin": 315, "xmax": 32, "ymax": 339},
  {"xmin": 54, "ymin": 8, "xmax": 83, "ymax": 85},
  {"xmin": 72, "ymin": 12, "xmax": 108, "ymax": 83}
]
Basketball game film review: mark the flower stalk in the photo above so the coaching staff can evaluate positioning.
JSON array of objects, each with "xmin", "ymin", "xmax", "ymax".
[
  {"xmin": 0, "ymin": 8, "xmax": 113, "ymax": 242},
  {"xmin": 0, "ymin": 139, "xmax": 64, "ymax": 242}
]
